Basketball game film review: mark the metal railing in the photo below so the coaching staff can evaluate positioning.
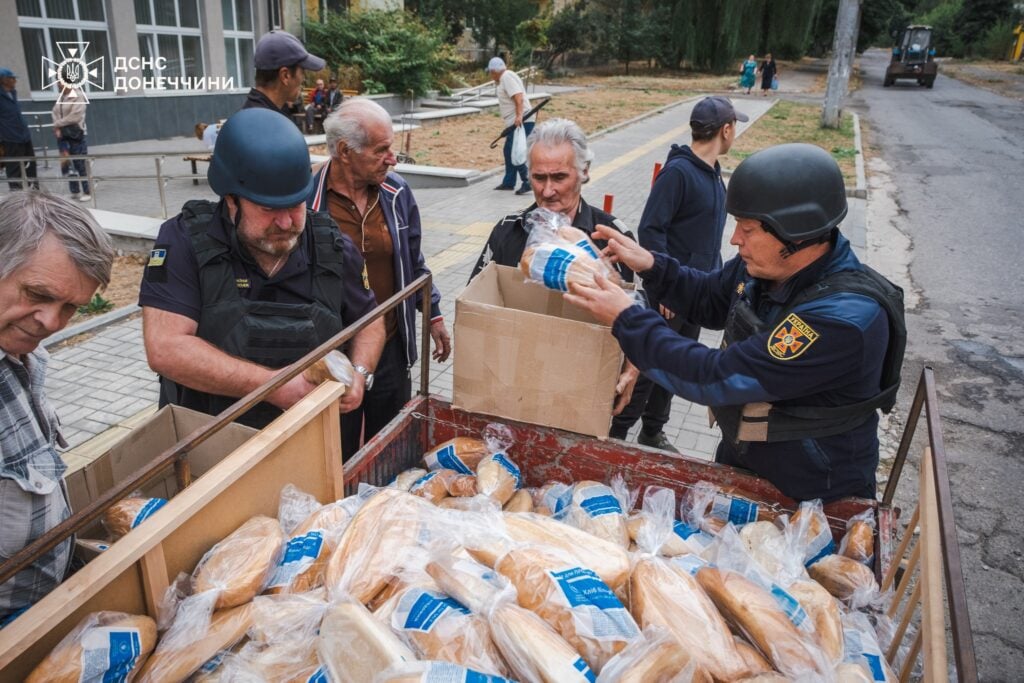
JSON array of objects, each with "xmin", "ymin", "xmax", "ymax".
[{"xmin": 446, "ymin": 66, "xmax": 538, "ymax": 105}]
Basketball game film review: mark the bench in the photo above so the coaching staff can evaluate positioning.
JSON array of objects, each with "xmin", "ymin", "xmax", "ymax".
[{"xmin": 183, "ymin": 153, "xmax": 212, "ymax": 185}]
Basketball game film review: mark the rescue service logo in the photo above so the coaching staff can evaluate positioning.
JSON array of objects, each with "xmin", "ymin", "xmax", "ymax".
[
  {"xmin": 41, "ymin": 42, "xmax": 104, "ymax": 104},
  {"xmin": 768, "ymin": 313, "xmax": 819, "ymax": 360}
]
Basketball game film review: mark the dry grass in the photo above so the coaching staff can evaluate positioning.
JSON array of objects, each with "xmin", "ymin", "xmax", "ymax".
[
  {"xmin": 69, "ymin": 254, "xmax": 146, "ymax": 324},
  {"xmin": 940, "ymin": 59, "xmax": 1024, "ymax": 100}
]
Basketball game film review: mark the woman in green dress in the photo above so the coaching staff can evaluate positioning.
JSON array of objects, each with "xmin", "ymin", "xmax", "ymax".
[{"xmin": 739, "ymin": 54, "xmax": 757, "ymax": 94}]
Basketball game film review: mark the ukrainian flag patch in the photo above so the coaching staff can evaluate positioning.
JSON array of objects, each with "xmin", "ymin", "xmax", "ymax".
[
  {"xmin": 768, "ymin": 313, "xmax": 819, "ymax": 360},
  {"xmin": 148, "ymin": 248, "xmax": 167, "ymax": 267}
]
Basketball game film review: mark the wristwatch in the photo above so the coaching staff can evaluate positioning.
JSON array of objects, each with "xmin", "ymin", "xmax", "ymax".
[{"xmin": 353, "ymin": 364, "xmax": 374, "ymax": 391}]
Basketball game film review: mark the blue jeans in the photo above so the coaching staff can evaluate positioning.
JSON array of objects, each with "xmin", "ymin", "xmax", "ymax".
[
  {"xmin": 58, "ymin": 137, "xmax": 90, "ymax": 195},
  {"xmin": 501, "ymin": 121, "xmax": 534, "ymax": 189}
]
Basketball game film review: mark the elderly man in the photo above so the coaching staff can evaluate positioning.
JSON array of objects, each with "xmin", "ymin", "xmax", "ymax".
[
  {"xmin": 243, "ymin": 31, "xmax": 325, "ymax": 116},
  {"xmin": 0, "ymin": 68, "xmax": 38, "ymax": 191},
  {"xmin": 140, "ymin": 108, "xmax": 385, "ymax": 429},
  {"xmin": 487, "ymin": 57, "xmax": 534, "ymax": 195},
  {"xmin": 304, "ymin": 78, "xmax": 327, "ymax": 133},
  {"xmin": 566, "ymin": 144, "xmax": 904, "ymax": 502},
  {"xmin": 308, "ymin": 99, "xmax": 450, "ymax": 456},
  {"xmin": 0, "ymin": 191, "xmax": 114, "ymax": 623}
]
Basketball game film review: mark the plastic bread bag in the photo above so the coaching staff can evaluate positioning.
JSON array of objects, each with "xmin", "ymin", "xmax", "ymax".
[
  {"xmin": 276, "ymin": 484, "xmax": 323, "ymax": 536},
  {"xmin": 838, "ymin": 509, "xmax": 876, "ymax": 566},
  {"xmin": 627, "ymin": 486, "xmax": 714, "ymax": 558},
  {"xmin": 694, "ymin": 564, "xmax": 834, "ymax": 680},
  {"xmin": 409, "ymin": 469, "xmax": 479, "ymax": 504},
  {"xmin": 564, "ymin": 480, "xmax": 630, "ymax": 548},
  {"xmin": 387, "ymin": 585, "xmax": 511, "ymax": 677},
  {"xmin": 391, "ymin": 468, "xmax": 429, "ymax": 491},
  {"xmin": 595, "ymin": 626, "xmax": 709, "ymax": 683},
  {"xmin": 303, "ymin": 349, "xmax": 355, "ymax": 390},
  {"xmin": 682, "ymin": 480, "xmax": 763, "ymax": 536},
  {"xmin": 375, "ymin": 661, "xmax": 514, "ymax": 683},
  {"xmin": 191, "ymin": 515, "xmax": 285, "ymax": 609},
  {"xmin": 102, "ymin": 492, "xmax": 168, "ymax": 539},
  {"xmin": 841, "ymin": 611, "xmax": 898, "ymax": 682},
  {"xmin": 317, "ymin": 594, "xmax": 416, "ymax": 683},
  {"xmin": 807, "ymin": 554, "xmax": 881, "ymax": 609},
  {"xmin": 532, "ymin": 481, "xmax": 573, "ymax": 519},
  {"xmin": 422, "ymin": 437, "xmax": 489, "ymax": 474},
  {"xmin": 424, "ymin": 546, "xmax": 513, "ymax": 615},
  {"xmin": 503, "ymin": 488, "xmax": 534, "ymax": 513},
  {"xmin": 25, "ymin": 611, "xmax": 158, "ymax": 683},
  {"xmin": 494, "ymin": 543, "xmax": 640, "ymax": 673},
  {"xmin": 475, "ymin": 453, "xmax": 521, "ymax": 506},
  {"xmin": 785, "ymin": 499, "xmax": 837, "ymax": 567},
  {"xmin": 523, "ymin": 206, "xmax": 622, "ymax": 284}
]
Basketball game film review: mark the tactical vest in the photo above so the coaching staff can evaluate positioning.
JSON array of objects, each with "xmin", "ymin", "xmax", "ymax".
[
  {"xmin": 159, "ymin": 200, "xmax": 348, "ymax": 428},
  {"xmin": 713, "ymin": 265, "xmax": 906, "ymax": 445}
]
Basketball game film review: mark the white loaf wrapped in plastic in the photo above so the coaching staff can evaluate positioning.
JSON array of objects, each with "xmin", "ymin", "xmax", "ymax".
[
  {"xmin": 26, "ymin": 611, "xmax": 158, "ymax": 683},
  {"xmin": 488, "ymin": 600, "xmax": 597, "ymax": 683},
  {"xmin": 317, "ymin": 597, "xmax": 415, "ymax": 683}
]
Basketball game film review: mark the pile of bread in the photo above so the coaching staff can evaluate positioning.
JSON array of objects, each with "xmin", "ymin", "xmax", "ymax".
[{"xmin": 28, "ymin": 433, "xmax": 897, "ymax": 683}]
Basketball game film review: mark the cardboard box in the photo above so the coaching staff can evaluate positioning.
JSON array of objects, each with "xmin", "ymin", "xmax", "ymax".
[
  {"xmin": 65, "ymin": 405, "xmax": 257, "ymax": 534},
  {"xmin": 453, "ymin": 263, "xmax": 624, "ymax": 438}
]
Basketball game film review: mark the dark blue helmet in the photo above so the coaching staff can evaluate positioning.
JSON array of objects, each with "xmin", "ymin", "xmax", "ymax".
[{"xmin": 208, "ymin": 108, "xmax": 312, "ymax": 208}]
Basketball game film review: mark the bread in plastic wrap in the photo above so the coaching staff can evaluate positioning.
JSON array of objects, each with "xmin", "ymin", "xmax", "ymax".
[
  {"xmin": 103, "ymin": 496, "xmax": 168, "ymax": 539},
  {"xmin": 565, "ymin": 481, "xmax": 629, "ymax": 548},
  {"xmin": 788, "ymin": 501, "xmax": 837, "ymax": 566},
  {"xmin": 735, "ymin": 674, "xmax": 790, "ymax": 682},
  {"xmin": 475, "ymin": 453, "xmax": 521, "ymax": 505},
  {"xmin": 409, "ymin": 470, "xmax": 455, "ymax": 504},
  {"xmin": 391, "ymin": 468, "xmax": 429, "ymax": 492},
  {"xmin": 496, "ymin": 546, "xmax": 639, "ymax": 672},
  {"xmin": 738, "ymin": 520, "xmax": 788, "ymax": 578},
  {"xmin": 787, "ymin": 578, "xmax": 844, "ymax": 664},
  {"xmin": 695, "ymin": 566, "xmax": 829, "ymax": 679},
  {"xmin": 488, "ymin": 601, "xmax": 597, "ymax": 683},
  {"xmin": 422, "ymin": 437, "xmax": 490, "ymax": 474},
  {"xmin": 437, "ymin": 469, "xmax": 478, "ymax": 497},
  {"xmin": 629, "ymin": 556, "xmax": 750, "ymax": 681},
  {"xmin": 376, "ymin": 660, "xmax": 515, "ymax": 683},
  {"xmin": 302, "ymin": 349, "xmax": 354, "ymax": 389},
  {"xmin": 267, "ymin": 501, "xmax": 356, "ymax": 594},
  {"xmin": 468, "ymin": 512, "xmax": 630, "ymax": 593},
  {"xmin": 26, "ymin": 611, "xmax": 157, "ymax": 683},
  {"xmin": 837, "ymin": 662, "xmax": 877, "ymax": 682},
  {"xmin": 839, "ymin": 512, "xmax": 875, "ymax": 566},
  {"xmin": 520, "ymin": 243, "xmax": 613, "ymax": 292},
  {"xmin": 807, "ymin": 553, "xmax": 879, "ymax": 606},
  {"xmin": 136, "ymin": 602, "xmax": 253, "ymax": 683},
  {"xmin": 425, "ymin": 553, "xmax": 510, "ymax": 615},
  {"xmin": 192, "ymin": 515, "xmax": 284, "ymax": 608},
  {"xmin": 388, "ymin": 586, "xmax": 510, "ymax": 676},
  {"xmin": 317, "ymin": 597, "xmax": 415, "ymax": 683},
  {"xmin": 842, "ymin": 610, "xmax": 898, "ymax": 682},
  {"xmin": 532, "ymin": 482, "xmax": 572, "ymax": 517},
  {"xmin": 595, "ymin": 627, "xmax": 710, "ymax": 683},
  {"xmin": 504, "ymin": 488, "xmax": 534, "ymax": 513},
  {"xmin": 627, "ymin": 486, "xmax": 714, "ymax": 559},
  {"xmin": 733, "ymin": 636, "xmax": 773, "ymax": 676}
]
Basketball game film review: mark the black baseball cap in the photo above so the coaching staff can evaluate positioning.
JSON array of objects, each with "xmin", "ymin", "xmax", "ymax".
[
  {"xmin": 690, "ymin": 96, "xmax": 749, "ymax": 131},
  {"xmin": 254, "ymin": 31, "xmax": 325, "ymax": 71}
]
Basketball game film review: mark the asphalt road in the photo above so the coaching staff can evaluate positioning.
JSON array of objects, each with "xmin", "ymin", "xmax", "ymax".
[{"xmin": 850, "ymin": 49, "xmax": 1024, "ymax": 678}]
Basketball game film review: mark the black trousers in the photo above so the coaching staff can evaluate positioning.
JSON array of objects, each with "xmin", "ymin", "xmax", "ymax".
[
  {"xmin": 609, "ymin": 314, "xmax": 700, "ymax": 439},
  {"xmin": 341, "ymin": 335, "xmax": 412, "ymax": 458},
  {"xmin": 3, "ymin": 141, "xmax": 38, "ymax": 190}
]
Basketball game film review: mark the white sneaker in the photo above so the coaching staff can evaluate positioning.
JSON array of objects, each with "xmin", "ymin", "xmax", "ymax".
[
  {"xmin": 70, "ymin": 193, "xmax": 80, "ymax": 199},
  {"xmin": 78, "ymin": 194, "xmax": 92, "ymax": 202}
]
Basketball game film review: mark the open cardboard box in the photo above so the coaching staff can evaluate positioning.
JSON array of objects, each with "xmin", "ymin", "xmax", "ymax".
[
  {"xmin": 453, "ymin": 262, "xmax": 624, "ymax": 438},
  {"xmin": 65, "ymin": 404, "xmax": 257, "ymax": 555}
]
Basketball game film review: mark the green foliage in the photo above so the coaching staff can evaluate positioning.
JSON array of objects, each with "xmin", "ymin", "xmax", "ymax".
[
  {"xmin": 406, "ymin": 0, "xmax": 470, "ymax": 43},
  {"xmin": 544, "ymin": 6, "xmax": 585, "ymax": 69},
  {"xmin": 304, "ymin": 10, "xmax": 457, "ymax": 97},
  {"xmin": 917, "ymin": 0, "xmax": 965, "ymax": 55},
  {"xmin": 973, "ymin": 17, "xmax": 1018, "ymax": 58},
  {"xmin": 955, "ymin": 0, "xmax": 1014, "ymax": 49},
  {"xmin": 465, "ymin": 0, "xmax": 540, "ymax": 54},
  {"xmin": 77, "ymin": 293, "xmax": 113, "ymax": 316}
]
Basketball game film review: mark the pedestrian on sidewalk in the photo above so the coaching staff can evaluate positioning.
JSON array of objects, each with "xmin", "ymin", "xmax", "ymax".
[
  {"xmin": 308, "ymin": 98, "xmax": 451, "ymax": 456},
  {"xmin": 304, "ymin": 78, "xmax": 327, "ymax": 133},
  {"xmin": 0, "ymin": 191, "xmax": 114, "ymax": 625},
  {"xmin": 565, "ymin": 144, "xmax": 905, "ymax": 503},
  {"xmin": 51, "ymin": 85, "xmax": 91, "ymax": 202},
  {"xmin": 488, "ymin": 57, "xmax": 534, "ymax": 195},
  {"xmin": 242, "ymin": 31, "xmax": 325, "ymax": 117},
  {"xmin": 195, "ymin": 122, "xmax": 218, "ymax": 151},
  {"xmin": 0, "ymin": 68, "xmax": 38, "ymax": 191},
  {"xmin": 758, "ymin": 53, "xmax": 778, "ymax": 96},
  {"xmin": 139, "ymin": 108, "xmax": 385, "ymax": 430},
  {"xmin": 740, "ymin": 55, "xmax": 758, "ymax": 94},
  {"xmin": 609, "ymin": 96, "xmax": 747, "ymax": 452}
]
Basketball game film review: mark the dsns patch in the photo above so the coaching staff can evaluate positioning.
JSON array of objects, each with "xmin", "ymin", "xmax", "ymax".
[{"xmin": 768, "ymin": 313, "xmax": 819, "ymax": 360}]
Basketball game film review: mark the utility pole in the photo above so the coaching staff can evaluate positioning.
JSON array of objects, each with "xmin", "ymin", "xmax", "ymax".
[{"xmin": 822, "ymin": 0, "xmax": 862, "ymax": 128}]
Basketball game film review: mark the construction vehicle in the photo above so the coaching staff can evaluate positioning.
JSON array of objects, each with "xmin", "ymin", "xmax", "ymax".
[{"xmin": 885, "ymin": 24, "xmax": 938, "ymax": 88}]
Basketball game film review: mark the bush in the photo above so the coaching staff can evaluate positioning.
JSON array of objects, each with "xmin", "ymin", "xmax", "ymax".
[
  {"xmin": 304, "ymin": 11, "xmax": 458, "ymax": 97},
  {"xmin": 918, "ymin": 0, "xmax": 966, "ymax": 57},
  {"xmin": 973, "ymin": 17, "xmax": 1017, "ymax": 58}
]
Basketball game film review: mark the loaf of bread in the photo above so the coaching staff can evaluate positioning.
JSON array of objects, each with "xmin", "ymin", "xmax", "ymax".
[
  {"xmin": 630, "ymin": 556, "xmax": 750, "ymax": 681},
  {"xmin": 556, "ymin": 226, "xmax": 624, "ymax": 288},
  {"xmin": 496, "ymin": 546, "xmax": 639, "ymax": 672},
  {"xmin": 787, "ymin": 579, "xmax": 844, "ymax": 664},
  {"xmin": 437, "ymin": 469, "xmax": 478, "ymax": 497},
  {"xmin": 504, "ymin": 489, "xmax": 534, "ymax": 513},
  {"xmin": 532, "ymin": 482, "xmax": 572, "ymax": 517},
  {"xmin": 468, "ymin": 513, "xmax": 630, "ymax": 593},
  {"xmin": 409, "ymin": 470, "xmax": 453, "ymax": 504},
  {"xmin": 807, "ymin": 554, "xmax": 879, "ymax": 604},
  {"xmin": 224, "ymin": 641, "xmax": 321, "ymax": 682},
  {"xmin": 137, "ymin": 603, "xmax": 254, "ymax": 683},
  {"xmin": 302, "ymin": 349, "xmax": 354, "ymax": 388},
  {"xmin": 475, "ymin": 453, "xmax": 521, "ymax": 505},
  {"xmin": 596, "ymin": 628, "xmax": 711, "ymax": 683},
  {"xmin": 376, "ymin": 661, "xmax": 514, "ymax": 683},
  {"xmin": 26, "ymin": 612, "xmax": 158, "ymax": 683},
  {"xmin": 489, "ymin": 601, "xmax": 597, "ymax": 683},
  {"xmin": 840, "ymin": 520, "xmax": 875, "ymax": 565},
  {"xmin": 425, "ymin": 554, "xmax": 509, "ymax": 614},
  {"xmin": 695, "ymin": 567, "xmax": 827, "ymax": 679},
  {"xmin": 390, "ymin": 586, "xmax": 510, "ymax": 676},
  {"xmin": 103, "ymin": 497, "xmax": 168, "ymax": 539},
  {"xmin": 520, "ymin": 243, "xmax": 613, "ymax": 292},
  {"xmin": 736, "ymin": 674, "xmax": 790, "ymax": 682},
  {"xmin": 566, "ymin": 481, "xmax": 629, "ymax": 548},
  {"xmin": 391, "ymin": 468, "xmax": 428, "ymax": 491},
  {"xmin": 266, "ymin": 502, "xmax": 354, "ymax": 594},
  {"xmin": 317, "ymin": 599, "xmax": 415, "ymax": 683},
  {"xmin": 836, "ymin": 662, "xmax": 876, "ymax": 682},
  {"xmin": 626, "ymin": 514, "xmax": 711, "ymax": 557},
  {"xmin": 423, "ymin": 437, "xmax": 489, "ymax": 474},
  {"xmin": 739, "ymin": 520, "xmax": 787, "ymax": 577},
  {"xmin": 789, "ymin": 504, "xmax": 836, "ymax": 565},
  {"xmin": 192, "ymin": 515, "xmax": 284, "ymax": 608},
  {"xmin": 733, "ymin": 636, "xmax": 773, "ymax": 676}
]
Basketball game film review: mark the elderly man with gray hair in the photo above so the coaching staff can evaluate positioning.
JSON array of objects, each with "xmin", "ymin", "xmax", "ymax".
[
  {"xmin": 308, "ymin": 98, "xmax": 450, "ymax": 457},
  {"xmin": 0, "ymin": 191, "xmax": 114, "ymax": 624}
]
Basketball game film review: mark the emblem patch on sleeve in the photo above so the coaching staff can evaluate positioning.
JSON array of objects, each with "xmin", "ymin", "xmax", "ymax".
[
  {"xmin": 768, "ymin": 313, "xmax": 819, "ymax": 360},
  {"xmin": 147, "ymin": 248, "xmax": 167, "ymax": 267}
]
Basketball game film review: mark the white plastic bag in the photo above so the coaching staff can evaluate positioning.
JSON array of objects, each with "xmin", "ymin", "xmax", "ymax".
[{"xmin": 510, "ymin": 125, "xmax": 527, "ymax": 167}]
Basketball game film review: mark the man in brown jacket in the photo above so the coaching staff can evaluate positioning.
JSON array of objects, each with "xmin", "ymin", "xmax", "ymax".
[{"xmin": 51, "ymin": 85, "xmax": 90, "ymax": 201}]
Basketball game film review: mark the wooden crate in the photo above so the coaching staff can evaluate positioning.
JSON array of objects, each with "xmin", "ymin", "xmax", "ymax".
[{"xmin": 0, "ymin": 382, "xmax": 345, "ymax": 680}]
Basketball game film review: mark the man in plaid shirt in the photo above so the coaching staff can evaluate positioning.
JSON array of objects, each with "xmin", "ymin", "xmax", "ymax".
[{"xmin": 0, "ymin": 191, "xmax": 114, "ymax": 624}]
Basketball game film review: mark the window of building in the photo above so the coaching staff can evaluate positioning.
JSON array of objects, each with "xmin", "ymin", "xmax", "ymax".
[
  {"xmin": 16, "ymin": 0, "xmax": 113, "ymax": 95},
  {"xmin": 267, "ymin": 0, "xmax": 283, "ymax": 30},
  {"xmin": 135, "ymin": 0, "xmax": 205, "ymax": 84},
  {"xmin": 223, "ymin": 0, "xmax": 254, "ymax": 88}
]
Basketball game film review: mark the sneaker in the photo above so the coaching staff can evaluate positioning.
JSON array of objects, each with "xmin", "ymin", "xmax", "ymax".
[
  {"xmin": 78, "ymin": 194, "xmax": 92, "ymax": 202},
  {"xmin": 494, "ymin": 184, "xmax": 515, "ymax": 191},
  {"xmin": 70, "ymin": 193, "xmax": 80, "ymax": 199},
  {"xmin": 637, "ymin": 430, "xmax": 680, "ymax": 453},
  {"xmin": 515, "ymin": 185, "xmax": 532, "ymax": 195}
]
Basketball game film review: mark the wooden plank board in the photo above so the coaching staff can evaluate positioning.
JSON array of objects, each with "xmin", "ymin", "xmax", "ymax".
[{"xmin": 919, "ymin": 447, "xmax": 949, "ymax": 681}]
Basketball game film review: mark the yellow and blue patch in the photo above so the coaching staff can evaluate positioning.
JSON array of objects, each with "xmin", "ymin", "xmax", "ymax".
[
  {"xmin": 768, "ymin": 313, "xmax": 819, "ymax": 360},
  {"xmin": 147, "ymin": 248, "xmax": 167, "ymax": 267}
]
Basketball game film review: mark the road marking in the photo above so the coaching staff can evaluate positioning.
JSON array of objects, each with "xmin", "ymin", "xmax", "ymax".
[{"xmin": 587, "ymin": 122, "xmax": 691, "ymax": 183}]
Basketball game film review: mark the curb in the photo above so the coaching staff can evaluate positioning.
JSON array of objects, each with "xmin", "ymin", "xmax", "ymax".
[
  {"xmin": 850, "ymin": 112, "xmax": 867, "ymax": 199},
  {"xmin": 44, "ymin": 304, "xmax": 140, "ymax": 349}
]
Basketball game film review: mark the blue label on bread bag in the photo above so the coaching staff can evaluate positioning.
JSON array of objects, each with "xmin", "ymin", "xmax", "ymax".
[
  {"xmin": 268, "ymin": 531, "xmax": 324, "ymax": 588},
  {"xmin": 770, "ymin": 584, "xmax": 809, "ymax": 629},
  {"xmin": 574, "ymin": 238, "xmax": 599, "ymax": 259},
  {"xmin": 307, "ymin": 667, "xmax": 329, "ymax": 683},
  {"xmin": 491, "ymin": 453, "xmax": 522, "ymax": 488},
  {"xmin": 131, "ymin": 498, "xmax": 167, "ymax": 528},
  {"xmin": 434, "ymin": 444, "xmax": 473, "ymax": 474},
  {"xmin": 539, "ymin": 247, "xmax": 576, "ymax": 291},
  {"xmin": 80, "ymin": 628, "xmax": 142, "ymax": 683},
  {"xmin": 549, "ymin": 566, "xmax": 639, "ymax": 642},
  {"xmin": 573, "ymin": 656, "xmax": 597, "ymax": 682},
  {"xmin": 403, "ymin": 590, "xmax": 470, "ymax": 632},
  {"xmin": 542, "ymin": 483, "xmax": 572, "ymax": 518},
  {"xmin": 580, "ymin": 494, "xmax": 622, "ymax": 518},
  {"xmin": 711, "ymin": 494, "xmax": 759, "ymax": 525}
]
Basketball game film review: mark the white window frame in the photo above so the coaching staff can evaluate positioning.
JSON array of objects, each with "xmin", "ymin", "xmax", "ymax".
[
  {"xmin": 17, "ymin": 0, "xmax": 114, "ymax": 99},
  {"xmin": 223, "ymin": 0, "xmax": 255, "ymax": 88},
  {"xmin": 135, "ymin": 0, "xmax": 205, "ymax": 87}
]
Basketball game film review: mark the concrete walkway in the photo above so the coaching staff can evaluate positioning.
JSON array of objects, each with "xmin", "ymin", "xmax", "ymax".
[{"xmin": 39, "ymin": 93, "xmax": 866, "ymax": 470}]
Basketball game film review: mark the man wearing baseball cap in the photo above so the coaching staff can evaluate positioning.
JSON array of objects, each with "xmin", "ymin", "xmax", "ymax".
[
  {"xmin": 0, "ymin": 68, "xmax": 38, "ymax": 190},
  {"xmin": 610, "ymin": 95, "xmax": 748, "ymax": 451},
  {"xmin": 242, "ymin": 31, "xmax": 326, "ymax": 116}
]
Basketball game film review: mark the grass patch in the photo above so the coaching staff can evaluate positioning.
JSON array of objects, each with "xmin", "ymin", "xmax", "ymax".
[{"xmin": 724, "ymin": 100, "xmax": 857, "ymax": 183}]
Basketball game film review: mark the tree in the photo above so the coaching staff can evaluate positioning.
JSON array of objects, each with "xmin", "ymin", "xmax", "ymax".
[
  {"xmin": 544, "ymin": 6, "xmax": 585, "ymax": 69},
  {"xmin": 955, "ymin": 0, "xmax": 1014, "ymax": 49},
  {"xmin": 406, "ymin": 0, "xmax": 471, "ymax": 44},
  {"xmin": 465, "ymin": 0, "xmax": 540, "ymax": 55}
]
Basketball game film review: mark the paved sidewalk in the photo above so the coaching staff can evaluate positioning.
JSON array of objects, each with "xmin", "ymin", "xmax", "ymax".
[{"xmin": 41, "ymin": 94, "xmax": 864, "ymax": 469}]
